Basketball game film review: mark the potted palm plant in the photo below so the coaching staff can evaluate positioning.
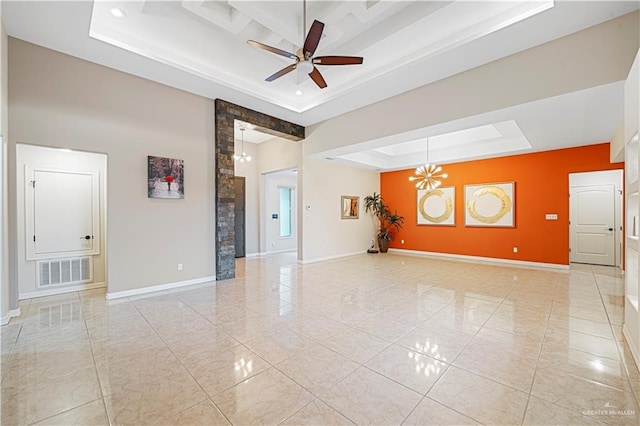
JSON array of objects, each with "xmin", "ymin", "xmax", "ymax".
[{"xmin": 364, "ymin": 192, "xmax": 405, "ymax": 253}]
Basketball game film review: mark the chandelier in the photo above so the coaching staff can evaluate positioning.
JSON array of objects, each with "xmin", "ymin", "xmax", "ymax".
[
  {"xmin": 233, "ymin": 126, "xmax": 251, "ymax": 162},
  {"xmin": 409, "ymin": 137, "xmax": 447, "ymax": 190}
]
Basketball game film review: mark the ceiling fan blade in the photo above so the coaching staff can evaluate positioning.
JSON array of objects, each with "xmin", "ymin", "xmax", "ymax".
[
  {"xmin": 309, "ymin": 66, "xmax": 327, "ymax": 89},
  {"xmin": 247, "ymin": 40, "xmax": 297, "ymax": 59},
  {"xmin": 313, "ymin": 56, "xmax": 364, "ymax": 65},
  {"xmin": 303, "ymin": 20, "xmax": 324, "ymax": 58},
  {"xmin": 266, "ymin": 64, "xmax": 297, "ymax": 82}
]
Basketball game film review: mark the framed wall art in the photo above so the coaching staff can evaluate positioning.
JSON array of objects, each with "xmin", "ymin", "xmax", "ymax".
[
  {"xmin": 341, "ymin": 195, "xmax": 359, "ymax": 219},
  {"xmin": 148, "ymin": 155, "xmax": 184, "ymax": 199},
  {"xmin": 464, "ymin": 182, "xmax": 514, "ymax": 227},
  {"xmin": 417, "ymin": 187, "xmax": 455, "ymax": 226}
]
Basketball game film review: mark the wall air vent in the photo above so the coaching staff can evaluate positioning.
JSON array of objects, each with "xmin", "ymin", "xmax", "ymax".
[{"xmin": 37, "ymin": 257, "xmax": 93, "ymax": 288}]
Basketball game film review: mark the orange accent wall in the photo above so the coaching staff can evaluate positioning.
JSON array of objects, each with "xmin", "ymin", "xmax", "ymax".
[{"xmin": 381, "ymin": 143, "xmax": 623, "ymax": 265}]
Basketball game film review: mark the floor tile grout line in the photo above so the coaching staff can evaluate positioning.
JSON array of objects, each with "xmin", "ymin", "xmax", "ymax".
[
  {"xmin": 432, "ymin": 291, "xmax": 504, "ymax": 371},
  {"xmin": 518, "ymin": 264, "xmax": 632, "ymax": 423},
  {"xmin": 394, "ymin": 295, "xmax": 507, "ymax": 425},
  {"xmin": 127, "ymin": 298, "xmax": 238, "ymax": 425},
  {"xmin": 26, "ymin": 397, "xmax": 108, "ymax": 426},
  {"xmin": 517, "ymin": 274, "xmax": 557, "ymax": 425},
  {"xmin": 78, "ymin": 290, "xmax": 112, "ymax": 426},
  {"xmin": 274, "ymin": 398, "xmax": 329, "ymax": 426},
  {"xmin": 427, "ymin": 394, "xmax": 488, "ymax": 425},
  {"xmin": 399, "ymin": 395, "xmax": 428, "ymax": 426},
  {"xmin": 134, "ymin": 286, "xmax": 273, "ymax": 425},
  {"xmin": 266, "ymin": 331, "xmax": 383, "ymax": 425},
  {"xmin": 168, "ymin": 282, "xmax": 324, "ymax": 401},
  {"xmin": 591, "ymin": 264, "xmax": 640, "ymax": 409}
]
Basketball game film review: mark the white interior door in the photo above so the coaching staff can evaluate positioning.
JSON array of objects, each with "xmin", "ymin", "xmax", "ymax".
[
  {"xmin": 26, "ymin": 166, "xmax": 100, "ymax": 260},
  {"xmin": 570, "ymin": 184, "xmax": 615, "ymax": 265}
]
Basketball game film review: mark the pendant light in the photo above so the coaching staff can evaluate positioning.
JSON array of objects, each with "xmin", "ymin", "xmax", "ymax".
[
  {"xmin": 234, "ymin": 126, "xmax": 251, "ymax": 162},
  {"xmin": 409, "ymin": 137, "xmax": 447, "ymax": 190}
]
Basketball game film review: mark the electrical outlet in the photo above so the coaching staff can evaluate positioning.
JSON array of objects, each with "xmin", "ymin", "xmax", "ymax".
[
  {"xmin": 401, "ymin": 239, "xmax": 405, "ymax": 244},
  {"xmin": 177, "ymin": 263, "xmax": 183, "ymax": 271},
  {"xmin": 513, "ymin": 247, "xmax": 518, "ymax": 253}
]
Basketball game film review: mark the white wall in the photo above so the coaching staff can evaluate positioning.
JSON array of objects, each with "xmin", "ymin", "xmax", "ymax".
[
  {"xmin": 9, "ymin": 39, "xmax": 216, "ymax": 296},
  {"xmin": 15, "ymin": 145, "xmax": 107, "ymax": 297},
  {"xmin": 234, "ymin": 141, "xmax": 259, "ymax": 255},
  {"xmin": 625, "ymin": 50, "xmax": 639, "ymax": 145},
  {"xmin": 258, "ymin": 137, "xmax": 301, "ymax": 174},
  {"xmin": 1, "ymin": 5, "xmax": 9, "ymax": 323},
  {"xmin": 610, "ymin": 123, "xmax": 625, "ymax": 163},
  {"xmin": 265, "ymin": 172, "xmax": 297, "ymax": 254},
  {"xmin": 301, "ymin": 157, "xmax": 380, "ymax": 262},
  {"xmin": 257, "ymin": 137, "xmax": 301, "ymax": 255}
]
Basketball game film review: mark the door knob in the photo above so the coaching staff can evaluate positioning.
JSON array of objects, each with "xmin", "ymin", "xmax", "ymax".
[
  {"xmin": 80, "ymin": 235, "xmax": 92, "ymax": 240},
  {"xmin": 607, "ymin": 228, "xmax": 613, "ymax": 231}
]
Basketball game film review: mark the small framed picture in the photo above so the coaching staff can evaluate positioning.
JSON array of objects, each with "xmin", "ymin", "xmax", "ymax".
[
  {"xmin": 148, "ymin": 156, "xmax": 184, "ymax": 199},
  {"xmin": 341, "ymin": 195, "xmax": 359, "ymax": 219}
]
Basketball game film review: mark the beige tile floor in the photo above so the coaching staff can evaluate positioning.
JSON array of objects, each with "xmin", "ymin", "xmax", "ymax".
[{"xmin": 1, "ymin": 253, "xmax": 640, "ymax": 425}]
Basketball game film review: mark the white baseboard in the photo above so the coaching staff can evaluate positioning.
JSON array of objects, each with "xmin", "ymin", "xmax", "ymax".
[
  {"xmin": 299, "ymin": 251, "xmax": 365, "ymax": 265},
  {"xmin": 623, "ymin": 324, "xmax": 640, "ymax": 370},
  {"xmin": 10, "ymin": 308, "xmax": 21, "ymax": 318},
  {"xmin": 246, "ymin": 251, "xmax": 295, "ymax": 258},
  {"xmin": 266, "ymin": 249, "xmax": 297, "ymax": 255},
  {"xmin": 106, "ymin": 276, "xmax": 216, "ymax": 300},
  {"xmin": 388, "ymin": 248, "xmax": 570, "ymax": 271},
  {"xmin": 20, "ymin": 282, "xmax": 107, "ymax": 300}
]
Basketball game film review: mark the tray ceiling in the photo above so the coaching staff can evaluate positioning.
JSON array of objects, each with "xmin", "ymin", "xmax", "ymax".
[
  {"xmin": 3, "ymin": 1, "xmax": 638, "ymax": 170},
  {"xmin": 89, "ymin": 1, "xmax": 555, "ymax": 114}
]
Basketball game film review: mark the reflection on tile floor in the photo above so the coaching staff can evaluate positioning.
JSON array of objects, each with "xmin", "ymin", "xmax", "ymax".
[{"xmin": 2, "ymin": 253, "xmax": 639, "ymax": 425}]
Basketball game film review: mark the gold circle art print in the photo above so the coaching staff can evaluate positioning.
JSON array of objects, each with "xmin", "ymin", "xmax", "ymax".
[
  {"xmin": 418, "ymin": 188, "xmax": 454, "ymax": 224},
  {"xmin": 466, "ymin": 184, "xmax": 513, "ymax": 225}
]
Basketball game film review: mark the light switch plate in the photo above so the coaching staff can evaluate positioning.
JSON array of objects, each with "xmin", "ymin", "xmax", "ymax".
[{"xmin": 546, "ymin": 214, "xmax": 558, "ymax": 220}]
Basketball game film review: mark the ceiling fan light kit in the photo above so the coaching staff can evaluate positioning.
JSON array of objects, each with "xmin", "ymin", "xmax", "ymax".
[{"xmin": 247, "ymin": 1, "xmax": 363, "ymax": 89}]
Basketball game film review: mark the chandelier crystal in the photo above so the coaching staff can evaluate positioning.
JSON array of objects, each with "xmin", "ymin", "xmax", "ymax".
[
  {"xmin": 408, "ymin": 137, "xmax": 447, "ymax": 190},
  {"xmin": 233, "ymin": 126, "xmax": 251, "ymax": 162}
]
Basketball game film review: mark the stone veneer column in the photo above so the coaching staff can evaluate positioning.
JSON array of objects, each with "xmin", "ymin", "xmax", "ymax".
[{"xmin": 214, "ymin": 99, "xmax": 304, "ymax": 280}]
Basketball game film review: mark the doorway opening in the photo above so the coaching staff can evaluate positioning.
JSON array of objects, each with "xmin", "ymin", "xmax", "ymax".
[
  {"xmin": 234, "ymin": 176, "xmax": 246, "ymax": 258},
  {"xmin": 569, "ymin": 170, "xmax": 623, "ymax": 267},
  {"xmin": 263, "ymin": 168, "xmax": 298, "ymax": 256}
]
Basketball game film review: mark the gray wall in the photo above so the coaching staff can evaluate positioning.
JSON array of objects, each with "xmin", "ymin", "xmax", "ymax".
[
  {"xmin": 8, "ymin": 38, "xmax": 216, "ymax": 297},
  {"xmin": 1, "ymin": 7, "xmax": 10, "ymax": 320}
]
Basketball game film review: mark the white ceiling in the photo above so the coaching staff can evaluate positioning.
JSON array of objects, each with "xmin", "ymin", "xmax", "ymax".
[
  {"xmin": 234, "ymin": 120, "xmax": 275, "ymax": 144},
  {"xmin": 88, "ymin": 0, "xmax": 555, "ymax": 113},
  {"xmin": 3, "ymin": 1, "xmax": 638, "ymax": 170},
  {"xmin": 321, "ymin": 81, "xmax": 626, "ymax": 170}
]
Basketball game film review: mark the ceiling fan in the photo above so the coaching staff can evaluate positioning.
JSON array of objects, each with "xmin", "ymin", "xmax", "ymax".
[{"xmin": 247, "ymin": 0, "xmax": 363, "ymax": 89}]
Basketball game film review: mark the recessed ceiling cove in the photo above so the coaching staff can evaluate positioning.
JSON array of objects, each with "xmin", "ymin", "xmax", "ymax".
[
  {"xmin": 89, "ymin": 0, "xmax": 553, "ymax": 113},
  {"xmin": 334, "ymin": 120, "xmax": 532, "ymax": 171}
]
